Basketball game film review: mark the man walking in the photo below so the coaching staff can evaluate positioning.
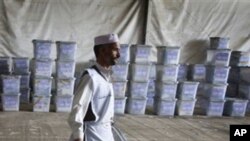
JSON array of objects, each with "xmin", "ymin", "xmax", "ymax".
[{"xmin": 68, "ymin": 33, "xmax": 120, "ymax": 141}]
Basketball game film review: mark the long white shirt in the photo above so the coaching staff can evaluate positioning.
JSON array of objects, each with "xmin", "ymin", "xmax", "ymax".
[{"xmin": 68, "ymin": 63, "xmax": 114, "ymax": 141}]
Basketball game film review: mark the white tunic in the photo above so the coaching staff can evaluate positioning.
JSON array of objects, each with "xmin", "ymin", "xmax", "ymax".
[{"xmin": 68, "ymin": 63, "xmax": 114, "ymax": 141}]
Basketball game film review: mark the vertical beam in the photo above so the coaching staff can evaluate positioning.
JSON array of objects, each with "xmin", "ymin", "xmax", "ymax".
[{"xmin": 143, "ymin": 0, "xmax": 152, "ymax": 44}]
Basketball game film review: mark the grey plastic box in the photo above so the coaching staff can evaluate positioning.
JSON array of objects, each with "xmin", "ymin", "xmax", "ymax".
[
  {"xmin": 126, "ymin": 97, "xmax": 147, "ymax": 115},
  {"xmin": 56, "ymin": 41, "xmax": 77, "ymax": 61}
]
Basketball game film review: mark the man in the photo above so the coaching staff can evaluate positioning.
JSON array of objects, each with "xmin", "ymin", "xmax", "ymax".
[{"xmin": 68, "ymin": 33, "xmax": 120, "ymax": 141}]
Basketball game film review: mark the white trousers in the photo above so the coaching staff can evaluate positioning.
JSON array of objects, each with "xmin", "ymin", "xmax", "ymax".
[{"xmin": 84, "ymin": 122, "xmax": 114, "ymax": 141}]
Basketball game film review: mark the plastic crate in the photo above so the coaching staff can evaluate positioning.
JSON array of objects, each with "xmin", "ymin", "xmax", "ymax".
[
  {"xmin": 56, "ymin": 61, "xmax": 76, "ymax": 79},
  {"xmin": 154, "ymin": 98, "xmax": 176, "ymax": 116},
  {"xmin": 155, "ymin": 81, "xmax": 178, "ymax": 100},
  {"xmin": 20, "ymin": 88, "xmax": 30, "ymax": 103},
  {"xmin": 230, "ymin": 51, "xmax": 250, "ymax": 67},
  {"xmin": 20, "ymin": 73, "xmax": 30, "ymax": 88},
  {"xmin": 55, "ymin": 95, "xmax": 73, "ymax": 112},
  {"xmin": 209, "ymin": 37, "xmax": 229, "ymax": 49},
  {"xmin": 175, "ymin": 99, "xmax": 196, "ymax": 116},
  {"xmin": 118, "ymin": 44, "xmax": 130, "ymax": 63},
  {"xmin": 1, "ymin": 94, "xmax": 20, "ymax": 111},
  {"xmin": 56, "ymin": 78, "xmax": 75, "ymax": 95},
  {"xmin": 239, "ymin": 67, "xmax": 250, "ymax": 84},
  {"xmin": 206, "ymin": 49, "xmax": 231, "ymax": 66},
  {"xmin": 188, "ymin": 64, "xmax": 206, "ymax": 81},
  {"xmin": 33, "ymin": 95, "xmax": 51, "ymax": 112},
  {"xmin": 226, "ymin": 83, "xmax": 238, "ymax": 98},
  {"xmin": 156, "ymin": 65, "xmax": 179, "ymax": 82},
  {"xmin": 203, "ymin": 83, "xmax": 228, "ymax": 100},
  {"xmin": 238, "ymin": 84, "xmax": 250, "ymax": 99},
  {"xmin": 112, "ymin": 81, "xmax": 127, "ymax": 97},
  {"xmin": 206, "ymin": 66, "xmax": 230, "ymax": 84},
  {"xmin": 0, "ymin": 57, "xmax": 11, "ymax": 74},
  {"xmin": 128, "ymin": 81, "xmax": 149, "ymax": 98},
  {"xmin": 228, "ymin": 67, "xmax": 240, "ymax": 84},
  {"xmin": 131, "ymin": 44, "xmax": 152, "ymax": 63},
  {"xmin": 176, "ymin": 81, "xmax": 199, "ymax": 100},
  {"xmin": 200, "ymin": 98, "xmax": 225, "ymax": 116},
  {"xmin": 177, "ymin": 64, "xmax": 188, "ymax": 81},
  {"xmin": 12, "ymin": 57, "xmax": 30, "ymax": 74},
  {"xmin": 126, "ymin": 97, "xmax": 147, "ymax": 115},
  {"xmin": 33, "ymin": 59, "xmax": 53, "ymax": 77},
  {"xmin": 111, "ymin": 63, "xmax": 129, "ymax": 81},
  {"xmin": 33, "ymin": 77, "xmax": 52, "ymax": 96},
  {"xmin": 156, "ymin": 46, "xmax": 180, "ymax": 65},
  {"xmin": 246, "ymin": 101, "xmax": 250, "ymax": 113},
  {"xmin": 130, "ymin": 63, "xmax": 151, "ymax": 81},
  {"xmin": 114, "ymin": 97, "xmax": 127, "ymax": 114},
  {"xmin": 1, "ymin": 75, "xmax": 21, "ymax": 95},
  {"xmin": 223, "ymin": 98, "xmax": 248, "ymax": 117},
  {"xmin": 56, "ymin": 41, "xmax": 77, "ymax": 61},
  {"xmin": 32, "ymin": 39, "xmax": 53, "ymax": 60}
]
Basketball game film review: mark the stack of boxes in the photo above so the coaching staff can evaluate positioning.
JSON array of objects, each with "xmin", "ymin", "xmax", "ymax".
[
  {"xmin": 54, "ymin": 41, "xmax": 77, "ymax": 112},
  {"xmin": 0, "ymin": 57, "xmax": 12, "ymax": 104},
  {"xmin": 226, "ymin": 51, "xmax": 250, "ymax": 117},
  {"xmin": 12, "ymin": 57, "xmax": 31, "ymax": 104},
  {"xmin": 112, "ymin": 44, "xmax": 130, "ymax": 114},
  {"xmin": 126, "ymin": 45, "xmax": 152, "ymax": 115},
  {"xmin": 200, "ymin": 37, "xmax": 231, "ymax": 116},
  {"xmin": 0, "ymin": 57, "xmax": 12, "ymax": 98},
  {"xmin": 1, "ymin": 56, "xmax": 30, "ymax": 111},
  {"xmin": 154, "ymin": 46, "xmax": 180, "ymax": 116},
  {"xmin": 32, "ymin": 40, "xmax": 53, "ymax": 112},
  {"xmin": 187, "ymin": 64, "xmax": 206, "ymax": 112},
  {"xmin": 1, "ymin": 74, "xmax": 21, "ymax": 111}
]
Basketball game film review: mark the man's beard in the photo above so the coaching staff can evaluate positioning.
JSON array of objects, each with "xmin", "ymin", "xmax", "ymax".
[{"xmin": 110, "ymin": 58, "xmax": 117, "ymax": 66}]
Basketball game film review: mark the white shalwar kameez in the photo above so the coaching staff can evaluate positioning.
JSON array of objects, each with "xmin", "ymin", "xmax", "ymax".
[{"xmin": 68, "ymin": 63, "xmax": 114, "ymax": 141}]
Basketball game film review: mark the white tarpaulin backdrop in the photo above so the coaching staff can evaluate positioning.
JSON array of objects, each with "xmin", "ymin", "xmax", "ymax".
[
  {"xmin": 146, "ymin": 0, "xmax": 250, "ymax": 63},
  {"xmin": 0, "ymin": 0, "xmax": 250, "ymax": 70}
]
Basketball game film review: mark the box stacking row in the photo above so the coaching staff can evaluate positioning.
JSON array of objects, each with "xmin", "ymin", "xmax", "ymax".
[
  {"xmin": 227, "ymin": 51, "xmax": 250, "ymax": 116},
  {"xmin": 199, "ymin": 37, "xmax": 231, "ymax": 117},
  {"xmin": 31, "ymin": 39, "xmax": 53, "ymax": 112},
  {"xmin": 153, "ymin": 46, "xmax": 181, "ymax": 116},
  {"xmin": 1, "ymin": 75, "xmax": 21, "ymax": 111},
  {"xmin": 125, "ymin": 44, "xmax": 152, "ymax": 115},
  {"xmin": 112, "ymin": 44, "xmax": 130, "ymax": 115},
  {"xmin": 54, "ymin": 41, "xmax": 77, "ymax": 112},
  {"xmin": 0, "ymin": 57, "xmax": 30, "ymax": 111}
]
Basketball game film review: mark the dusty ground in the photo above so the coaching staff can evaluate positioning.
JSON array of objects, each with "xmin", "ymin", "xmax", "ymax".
[{"xmin": 0, "ymin": 104, "xmax": 249, "ymax": 141}]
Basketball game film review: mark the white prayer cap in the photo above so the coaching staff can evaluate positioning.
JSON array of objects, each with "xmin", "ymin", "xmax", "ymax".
[{"xmin": 94, "ymin": 33, "xmax": 119, "ymax": 46}]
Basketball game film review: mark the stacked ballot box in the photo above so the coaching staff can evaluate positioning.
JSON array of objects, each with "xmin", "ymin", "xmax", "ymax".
[
  {"xmin": 187, "ymin": 64, "xmax": 206, "ymax": 110},
  {"xmin": 32, "ymin": 39, "xmax": 53, "ymax": 112},
  {"xmin": 175, "ymin": 81, "xmax": 199, "ymax": 116},
  {"xmin": 1, "ymin": 75, "xmax": 21, "ymax": 111},
  {"xmin": 12, "ymin": 57, "xmax": 31, "ymax": 104},
  {"xmin": 228, "ymin": 51, "xmax": 250, "ymax": 115},
  {"xmin": 113, "ymin": 44, "xmax": 130, "ymax": 115},
  {"xmin": 0, "ymin": 57, "xmax": 12, "ymax": 96},
  {"xmin": 177, "ymin": 64, "xmax": 188, "ymax": 81},
  {"xmin": 199, "ymin": 37, "xmax": 231, "ymax": 116},
  {"xmin": 54, "ymin": 41, "xmax": 77, "ymax": 112},
  {"xmin": 223, "ymin": 98, "xmax": 248, "ymax": 117},
  {"xmin": 126, "ymin": 44, "xmax": 151, "ymax": 115},
  {"xmin": 228, "ymin": 67, "xmax": 250, "ymax": 115},
  {"xmin": 154, "ymin": 46, "xmax": 180, "ymax": 116}
]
